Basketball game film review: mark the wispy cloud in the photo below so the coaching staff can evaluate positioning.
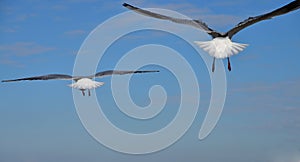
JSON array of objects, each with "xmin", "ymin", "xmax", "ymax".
[
  {"xmin": 0, "ymin": 26, "xmax": 18, "ymax": 33},
  {"xmin": 0, "ymin": 42, "xmax": 56, "ymax": 67},
  {"xmin": 0, "ymin": 5, "xmax": 15, "ymax": 15},
  {"xmin": 236, "ymin": 52, "xmax": 259, "ymax": 61},
  {"xmin": 225, "ymin": 78, "xmax": 300, "ymax": 140},
  {"xmin": 123, "ymin": 1, "xmax": 242, "ymax": 28},
  {"xmin": 64, "ymin": 29, "xmax": 86, "ymax": 36},
  {"xmin": 201, "ymin": 14, "xmax": 240, "ymax": 27},
  {"xmin": 227, "ymin": 78, "xmax": 300, "ymax": 115},
  {"xmin": 3, "ymin": 28, "xmax": 17, "ymax": 33},
  {"xmin": 65, "ymin": 0, "xmax": 98, "ymax": 3},
  {"xmin": 208, "ymin": 0, "xmax": 245, "ymax": 8},
  {"xmin": 157, "ymin": 3, "xmax": 241, "ymax": 27},
  {"xmin": 0, "ymin": 57, "xmax": 25, "ymax": 68},
  {"xmin": 230, "ymin": 79, "xmax": 300, "ymax": 95},
  {"xmin": 271, "ymin": 150, "xmax": 300, "ymax": 162},
  {"xmin": 14, "ymin": 13, "xmax": 36, "ymax": 22},
  {"xmin": 0, "ymin": 42, "xmax": 55, "ymax": 56},
  {"xmin": 51, "ymin": 4, "xmax": 68, "ymax": 11}
]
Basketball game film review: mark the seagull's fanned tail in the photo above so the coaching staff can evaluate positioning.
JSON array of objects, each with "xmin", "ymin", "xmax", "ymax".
[
  {"xmin": 68, "ymin": 78, "xmax": 104, "ymax": 90},
  {"xmin": 194, "ymin": 37, "xmax": 248, "ymax": 59}
]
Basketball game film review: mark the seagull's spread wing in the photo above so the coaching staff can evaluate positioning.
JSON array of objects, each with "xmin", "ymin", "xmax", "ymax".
[
  {"xmin": 95, "ymin": 70, "xmax": 159, "ymax": 78},
  {"xmin": 226, "ymin": 0, "xmax": 300, "ymax": 38},
  {"xmin": 123, "ymin": 3, "xmax": 221, "ymax": 38},
  {"xmin": 2, "ymin": 74, "xmax": 73, "ymax": 82}
]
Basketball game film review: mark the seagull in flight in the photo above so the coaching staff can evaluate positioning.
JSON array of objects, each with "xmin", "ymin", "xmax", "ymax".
[
  {"xmin": 2, "ymin": 70, "xmax": 159, "ymax": 96},
  {"xmin": 123, "ymin": 0, "xmax": 300, "ymax": 72}
]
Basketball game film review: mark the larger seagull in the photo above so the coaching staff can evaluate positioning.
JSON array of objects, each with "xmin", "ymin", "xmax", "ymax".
[
  {"xmin": 2, "ymin": 70, "xmax": 159, "ymax": 96},
  {"xmin": 123, "ymin": 0, "xmax": 300, "ymax": 72}
]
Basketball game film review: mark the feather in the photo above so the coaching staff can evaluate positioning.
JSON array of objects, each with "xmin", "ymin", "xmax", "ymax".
[{"xmin": 194, "ymin": 37, "xmax": 248, "ymax": 59}]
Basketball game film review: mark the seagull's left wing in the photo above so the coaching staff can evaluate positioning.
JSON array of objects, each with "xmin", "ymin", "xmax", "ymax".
[
  {"xmin": 95, "ymin": 70, "xmax": 159, "ymax": 78},
  {"xmin": 226, "ymin": 0, "xmax": 300, "ymax": 39},
  {"xmin": 123, "ymin": 3, "xmax": 221, "ymax": 38},
  {"xmin": 2, "ymin": 74, "xmax": 73, "ymax": 82}
]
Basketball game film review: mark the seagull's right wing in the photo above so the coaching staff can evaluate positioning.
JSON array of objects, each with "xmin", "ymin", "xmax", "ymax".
[
  {"xmin": 123, "ymin": 3, "xmax": 221, "ymax": 38},
  {"xmin": 95, "ymin": 70, "xmax": 159, "ymax": 78},
  {"xmin": 226, "ymin": 0, "xmax": 300, "ymax": 39},
  {"xmin": 2, "ymin": 74, "xmax": 73, "ymax": 82}
]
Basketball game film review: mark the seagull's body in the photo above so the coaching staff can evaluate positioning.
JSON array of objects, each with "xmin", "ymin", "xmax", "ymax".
[
  {"xmin": 68, "ymin": 78, "xmax": 104, "ymax": 96},
  {"xmin": 2, "ymin": 70, "xmax": 159, "ymax": 96},
  {"xmin": 123, "ymin": 0, "xmax": 300, "ymax": 71}
]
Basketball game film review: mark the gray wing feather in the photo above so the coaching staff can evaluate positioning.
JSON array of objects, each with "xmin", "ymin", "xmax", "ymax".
[
  {"xmin": 2, "ymin": 74, "xmax": 73, "ymax": 82},
  {"xmin": 123, "ymin": 3, "xmax": 221, "ymax": 38},
  {"xmin": 226, "ymin": 0, "xmax": 300, "ymax": 38},
  {"xmin": 95, "ymin": 70, "xmax": 159, "ymax": 78}
]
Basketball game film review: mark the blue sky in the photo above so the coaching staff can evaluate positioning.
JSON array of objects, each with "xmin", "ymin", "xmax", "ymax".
[{"xmin": 1, "ymin": 0, "xmax": 300, "ymax": 162}]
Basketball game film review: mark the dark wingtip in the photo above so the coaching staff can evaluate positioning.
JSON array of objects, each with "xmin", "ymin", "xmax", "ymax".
[
  {"xmin": 123, "ymin": 3, "xmax": 137, "ymax": 9},
  {"xmin": 135, "ymin": 70, "xmax": 160, "ymax": 73},
  {"xmin": 148, "ymin": 70, "xmax": 159, "ymax": 73},
  {"xmin": 2, "ymin": 79, "xmax": 21, "ymax": 82},
  {"xmin": 2, "ymin": 80, "xmax": 12, "ymax": 82}
]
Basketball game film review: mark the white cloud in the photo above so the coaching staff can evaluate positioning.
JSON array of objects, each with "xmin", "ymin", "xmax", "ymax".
[
  {"xmin": 3, "ymin": 28, "xmax": 17, "ymax": 33},
  {"xmin": 51, "ymin": 4, "xmax": 68, "ymax": 11},
  {"xmin": 0, "ymin": 42, "xmax": 55, "ymax": 56},
  {"xmin": 0, "ymin": 57, "xmax": 25, "ymax": 68},
  {"xmin": 64, "ymin": 29, "xmax": 86, "ymax": 36},
  {"xmin": 0, "ymin": 26, "xmax": 18, "ymax": 33},
  {"xmin": 123, "ymin": 1, "xmax": 242, "ymax": 28},
  {"xmin": 14, "ymin": 13, "xmax": 36, "ymax": 22},
  {"xmin": 270, "ymin": 150, "xmax": 300, "ymax": 162}
]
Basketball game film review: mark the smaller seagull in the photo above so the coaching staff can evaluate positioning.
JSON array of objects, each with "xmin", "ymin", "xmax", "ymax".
[
  {"xmin": 123, "ymin": 0, "xmax": 300, "ymax": 72},
  {"xmin": 2, "ymin": 70, "xmax": 159, "ymax": 96}
]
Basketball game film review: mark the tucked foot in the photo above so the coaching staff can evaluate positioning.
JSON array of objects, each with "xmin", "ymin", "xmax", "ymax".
[
  {"xmin": 81, "ymin": 89, "xmax": 85, "ymax": 96},
  {"xmin": 212, "ymin": 57, "xmax": 216, "ymax": 72},
  {"xmin": 227, "ymin": 57, "xmax": 231, "ymax": 71}
]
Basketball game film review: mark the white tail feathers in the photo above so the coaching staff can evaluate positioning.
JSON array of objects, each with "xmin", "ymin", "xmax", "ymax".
[
  {"xmin": 194, "ymin": 37, "xmax": 248, "ymax": 59},
  {"xmin": 68, "ymin": 78, "xmax": 104, "ymax": 90}
]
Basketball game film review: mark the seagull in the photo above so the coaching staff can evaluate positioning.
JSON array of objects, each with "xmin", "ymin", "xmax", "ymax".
[
  {"xmin": 2, "ymin": 70, "xmax": 159, "ymax": 96},
  {"xmin": 123, "ymin": 0, "xmax": 300, "ymax": 72}
]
